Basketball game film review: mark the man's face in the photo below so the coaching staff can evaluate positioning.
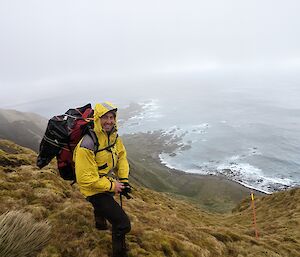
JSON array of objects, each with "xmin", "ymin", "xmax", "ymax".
[{"xmin": 100, "ymin": 111, "xmax": 116, "ymax": 132}]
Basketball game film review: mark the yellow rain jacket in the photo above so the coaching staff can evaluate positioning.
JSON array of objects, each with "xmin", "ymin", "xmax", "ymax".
[{"xmin": 73, "ymin": 102, "xmax": 129, "ymax": 197}]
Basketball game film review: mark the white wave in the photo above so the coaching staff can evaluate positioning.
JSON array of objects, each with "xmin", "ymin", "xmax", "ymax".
[
  {"xmin": 185, "ymin": 168, "xmax": 216, "ymax": 176},
  {"xmin": 162, "ymin": 126, "xmax": 187, "ymax": 138},
  {"xmin": 161, "ymin": 123, "xmax": 211, "ymax": 147},
  {"xmin": 227, "ymin": 148, "xmax": 262, "ymax": 163},
  {"xmin": 216, "ymin": 162, "xmax": 295, "ymax": 193},
  {"xmin": 121, "ymin": 99, "xmax": 164, "ymax": 130},
  {"xmin": 158, "ymin": 153, "xmax": 178, "ymax": 170},
  {"xmin": 192, "ymin": 123, "xmax": 210, "ymax": 129},
  {"xmin": 140, "ymin": 99, "xmax": 160, "ymax": 111},
  {"xmin": 137, "ymin": 99, "xmax": 164, "ymax": 121},
  {"xmin": 128, "ymin": 115, "xmax": 144, "ymax": 121},
  {"xmin": 228, "ymin": 155, "xmax": 241, "ymax": 161},
  {"xmin": 190, "ymin": 123, "xmax": 210, "ymax": 134},
  {"xmin": 217, "ymin": 162, "xmax": 263, "ymax": 177}
]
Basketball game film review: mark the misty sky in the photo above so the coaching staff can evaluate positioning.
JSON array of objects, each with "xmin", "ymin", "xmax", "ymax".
[{"xmin": 1, "ymin": 0, "xmax": 300, "ymax": 115}]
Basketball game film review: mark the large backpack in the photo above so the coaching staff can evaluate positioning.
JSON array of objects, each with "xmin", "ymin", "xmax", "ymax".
[{"xmin": 37, "ymin": 103, "xmax": 98, "ymax": 181}]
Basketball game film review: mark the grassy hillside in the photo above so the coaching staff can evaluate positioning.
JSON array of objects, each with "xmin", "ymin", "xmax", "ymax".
[
  {"xmin": 0, "ymin": 109, "xmax": 47, "ymax": 152},
  {"xmin": 0, "ymin": 139, "xmax": 299, "ymax": 257}
]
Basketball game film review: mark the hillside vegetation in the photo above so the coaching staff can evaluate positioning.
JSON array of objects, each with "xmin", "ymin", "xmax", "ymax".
[
  {"xmin": 0, "ymin": 109, "xmax": 47, "ymax": 151},
  {"xmin": 0, "ymin": 139, "xmax": 299, "ymax": 257}
]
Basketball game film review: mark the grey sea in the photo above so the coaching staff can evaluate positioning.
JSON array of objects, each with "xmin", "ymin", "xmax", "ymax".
[{"xmin": 119, "ymin": 71, "xmax": 300, "ymax": 194}]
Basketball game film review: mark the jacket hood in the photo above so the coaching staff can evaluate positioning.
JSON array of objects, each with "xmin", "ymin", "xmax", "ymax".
[{"xmin": 94, "ymin": 102, "xmax": 118, "ymax": 134}]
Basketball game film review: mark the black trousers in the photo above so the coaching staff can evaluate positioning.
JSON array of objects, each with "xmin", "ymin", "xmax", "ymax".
[{"xmin": 87, "ymin": 193, "xmax": 131, "ymax": 256}]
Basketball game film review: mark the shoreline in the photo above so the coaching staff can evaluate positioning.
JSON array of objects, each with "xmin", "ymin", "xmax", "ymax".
[
  {"xmin": 153, "ymin": 152, "xmax": 266, "ymax": 196},
  {"xmin": 120, "ymin": 102, "xmax": 298, "ymax": 195},
  {"xmin": 123, "ymin": 131, "xmax": 266, "ymax": 212},
  {"xmin": 159, "ymin": 155, "xmax": 268, "ymax": 195},
  {"xmin": 123, "ymin": 129, "xmax": 266, "ymax": 195}
]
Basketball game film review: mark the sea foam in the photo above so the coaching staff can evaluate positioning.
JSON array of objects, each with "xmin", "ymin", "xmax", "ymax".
[{"xmin": 158, "ymin": 125, "xmax": 298, "ymax": 194}]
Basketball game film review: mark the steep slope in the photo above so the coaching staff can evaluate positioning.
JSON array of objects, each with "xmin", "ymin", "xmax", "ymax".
[
  {"xmin": 0, "ymin": 139, "xmax": 299, "ymax": 257},
  {"xmin": 0, "ymin": 109, "xmax": 47, "ymax": 152}
]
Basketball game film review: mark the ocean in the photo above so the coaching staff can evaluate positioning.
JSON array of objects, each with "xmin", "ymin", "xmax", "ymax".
[{"xmin": 119, "ymin": 71, "xmax": 300, "ymax": 194}]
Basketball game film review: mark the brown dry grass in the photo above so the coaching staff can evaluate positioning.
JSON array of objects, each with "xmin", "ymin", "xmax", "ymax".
[
  {"xmin": 0, "ymin": 211, "xmax": 51, "ymax": 257},
  {"xmin": 0, "ymin": 139, "xmax": 299, "ymax": 257}
]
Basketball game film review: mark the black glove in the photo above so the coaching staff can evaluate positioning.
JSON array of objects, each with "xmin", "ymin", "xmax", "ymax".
[{"xmin": 120, "ymin": 182, "xmax": 132, "ymax": 199}]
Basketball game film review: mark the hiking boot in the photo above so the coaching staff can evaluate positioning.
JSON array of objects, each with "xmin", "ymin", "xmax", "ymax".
[{"xmin": 112, "ymin": 234, "xmax": 128, "ymax": 257}]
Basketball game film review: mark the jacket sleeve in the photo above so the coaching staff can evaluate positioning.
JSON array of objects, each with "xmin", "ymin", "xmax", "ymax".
[
  {"xmin": 75, "ymin": 146, "xmax": 115, "ymax": 192},
  {"xmin": 116, "ymin": 138, "xmax": 129, "ymax": 183}
]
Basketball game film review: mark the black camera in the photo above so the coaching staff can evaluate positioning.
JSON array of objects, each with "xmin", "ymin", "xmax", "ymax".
[{"xmin": 121, "ymin": 182, "xmax": 132, "ymax": 199}]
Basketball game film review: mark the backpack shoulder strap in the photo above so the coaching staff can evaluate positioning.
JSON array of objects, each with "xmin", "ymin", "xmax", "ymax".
[
  {"xmin": 80, "ymin": 129, "xmax": 99, "ymax": 154},
  {"xmin": 88, "ymin": 129, "xmax": 99, "ymax": 154},
  {"xmin": 96, "ymin": 134, "xmax": 119, "ymax": 153}
]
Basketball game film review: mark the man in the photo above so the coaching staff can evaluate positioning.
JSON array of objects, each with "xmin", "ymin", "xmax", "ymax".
[{"xmin": 74, "ymin": 102, "xmax": 131, "ymax": 257}]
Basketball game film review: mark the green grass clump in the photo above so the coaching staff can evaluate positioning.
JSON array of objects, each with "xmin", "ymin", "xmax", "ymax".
[{"xmin": 0, "ymin": 211, "xmax": 51, "ymax": 257}]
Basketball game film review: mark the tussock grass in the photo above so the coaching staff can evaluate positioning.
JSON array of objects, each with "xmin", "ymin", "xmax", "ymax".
[
  {"xmin": 0, "ymin": 211, "xmax": 51, "ymax": 257},
  {"xmin": 0, "ymin": 139, "xmax": 299, "ymax": 257}
]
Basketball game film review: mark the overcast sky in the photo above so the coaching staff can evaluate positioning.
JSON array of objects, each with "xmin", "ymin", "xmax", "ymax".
[{"xmin": 1, "ymin": 0, "xmax": 300, "ymax": 114}]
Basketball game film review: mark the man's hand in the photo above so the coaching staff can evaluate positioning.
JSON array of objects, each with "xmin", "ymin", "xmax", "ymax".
[
  {"xmin": 120, "ymin": 182, "xmax": 132, "ymax": 199},
  {"xmin": 121, "ymin": 182, "xmax": 132, "ymax": 193},
  {"xmin": 114, "ymin": 181, "xmax": 125, "ymax": 194}
]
